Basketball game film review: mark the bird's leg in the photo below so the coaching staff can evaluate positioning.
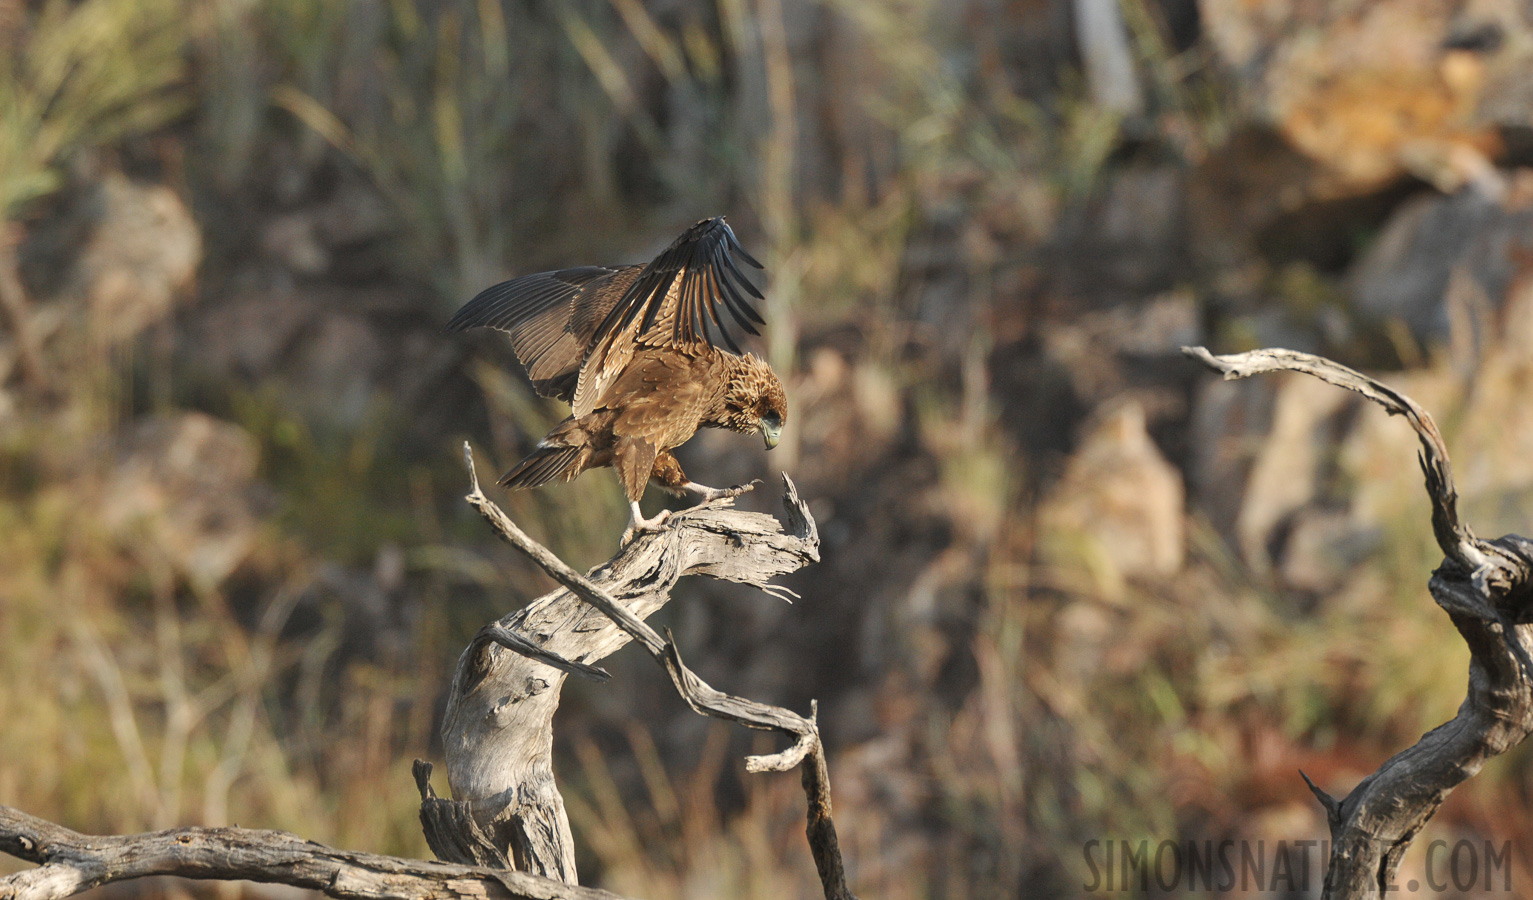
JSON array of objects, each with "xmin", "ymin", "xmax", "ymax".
[
  {"xmin": 681, "ymin": 480, "xmax": 760, "ymax": 502},
  {"xmin": 649, "ymin": 451, "xmax": 758, "ymax": 502},
  {"xmin": 622, "ymin": 500, "xmax": 672, "ymax": 544}
]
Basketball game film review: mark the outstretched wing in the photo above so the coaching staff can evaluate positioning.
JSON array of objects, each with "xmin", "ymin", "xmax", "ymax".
[
  {"xmin": 573, "ymin": 217, "xmax": 765, "ymax": 416},
  {"xmin": 445, "ymin": 265, "xmax": 630, "ymax": 401}
]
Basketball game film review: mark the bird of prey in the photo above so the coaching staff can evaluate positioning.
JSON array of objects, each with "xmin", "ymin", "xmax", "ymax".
[{"xmin": 447, "ymin": 217, "xmax": 787, "ymax": 539}]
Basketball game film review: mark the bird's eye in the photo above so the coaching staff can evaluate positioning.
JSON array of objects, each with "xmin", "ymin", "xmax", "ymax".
[{"xmin": 762, "ymin": 411, "xmax": 782, "ymax": 428}]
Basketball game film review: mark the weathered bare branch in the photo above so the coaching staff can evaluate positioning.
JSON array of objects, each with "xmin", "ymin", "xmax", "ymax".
[
  {"xmin": 0, "ymin": 805, "xmax": 621, "ymax": 900},
  {"xmin": 430, "ymin": 445, "xmax": 856, "ymax": 899},
  {"xmin": 471, "ymin": 622, "xmax": 611, "ymax": 683},
  {"xmin": 1185, "ymin": 346, "xmax": 1533, "ymax": 900},
  {"xmin": 1183, "ymin": 345, "xmax": 1475, "ymax": 567},
  {"xmin": 415, "ymin": 760, "xmax": 514, "ymax": 870},
  {"xmin": 433, "ymin": 442, "xmax": 820, "ymax": 881}
]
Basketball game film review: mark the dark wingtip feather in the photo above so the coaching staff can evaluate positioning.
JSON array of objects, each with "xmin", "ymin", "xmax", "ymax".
[
  {"xmin": 446, "ymin": 279, "xmax": 518, "ymax": 332},
  {"xmin": 721, "ymin": 221, "xmax": 764, "ymax": 269},
  {"xmin": 589, "ymin": 215, "xmax": 768, "ymax": 354},
  {"xmin": 443, "ymin": 298, "xmax": 483, "ymax": 333},
  {"xmin": 710, "ymin": 243, "xmax": 766, "ymax": 332}
]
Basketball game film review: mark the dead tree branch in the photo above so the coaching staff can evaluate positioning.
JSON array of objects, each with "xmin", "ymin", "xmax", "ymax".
[
  {"xmin": 2, "ymin": 445, "xmax": 852, "ymax": 900},
  {"xmin": 420, "ymin": 444, "xmax": 855, "ymax": 899},
  {"xmin": 0, "ymin": 806, "xmax": 621, "ymax": 900},
  {"xmin": 1185, "ymin": 346, "xmax": 1533, "ymax": 900}
]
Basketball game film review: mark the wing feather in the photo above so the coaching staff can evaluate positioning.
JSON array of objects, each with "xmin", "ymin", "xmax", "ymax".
[
  {"xmin": 446, "ymin": 265, "xmax": 627, "ymax": 401},
  {"xmin": 573, "ymin": 217, "xmax": 765, "ymax": 415},
  {"xmin": 712, "ymin": 240, "xmax": 766, "ymax": 324},
  {"xmin": 722, "ymin": 223, "xmax": 764, "ymax": 269},
  {"xmin": 609, "ymin": 217, "xmax": 763, "ymax": 346},
  {"xmin": 450, "ymin": 217, "xmax": 767, "ymax": 417}
]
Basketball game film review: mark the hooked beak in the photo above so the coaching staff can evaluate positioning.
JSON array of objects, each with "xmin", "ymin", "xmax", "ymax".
[{"xmin": 761, "ymin": 422, "xmax": 782, "ymax": 450}]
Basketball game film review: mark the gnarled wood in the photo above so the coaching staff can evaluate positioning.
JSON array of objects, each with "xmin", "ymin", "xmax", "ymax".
[
  {"xmin": 426, "ymin": 445, "xmax": 855, "ymax": 899},
  {"xmin": 0, "ymin": 806, "xmax": 620, "ymax": 900},
  {"xmin": 1185, "ymin": 346, "xmax": 1533, "ymax": 899}
]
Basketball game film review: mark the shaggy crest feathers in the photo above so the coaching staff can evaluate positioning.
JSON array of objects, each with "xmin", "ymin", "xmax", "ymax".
[{"xmin": 716, "ymin": 353, "xmax": 788, "ymax": 434}]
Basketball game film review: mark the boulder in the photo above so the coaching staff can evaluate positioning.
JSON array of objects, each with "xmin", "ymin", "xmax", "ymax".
[
  {"xmin": 67, "ymin": 173, "xmax": 201, "ymax": 344},
  {"xmin": 1040, "ymin": 401, "xmax": 1185, "ymax": 589},
  {"xmin": 100, "ymin": 413, "xmax": 262, "ymax": 587},
  {"xmin": 1236, "ymin": 372, "xmax": 1351, "ymax": 575},
  {"xmin": 1199, "ymin": 0, "xmax": 1528, "ymax": 197},
  {"xmin": 1348, "ymin": 171, "xmax": 1533, "ymax": 348}
]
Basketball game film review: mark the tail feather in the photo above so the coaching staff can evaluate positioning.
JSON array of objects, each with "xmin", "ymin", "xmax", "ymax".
[{"xmin": 499, "ymin": 443, "xmax": 585, "ymax": 489}]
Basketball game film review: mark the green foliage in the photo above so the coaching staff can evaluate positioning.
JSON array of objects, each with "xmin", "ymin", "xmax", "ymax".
[
  {"xmin": 229, "ymin": 387, "xmax": 418, "ymax": 564},
  {"xmin": 0, "ymin": 0, "xmax": 188, "ymax": 218}
]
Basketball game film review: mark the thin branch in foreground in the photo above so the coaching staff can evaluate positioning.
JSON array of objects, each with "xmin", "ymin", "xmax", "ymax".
[
  {"xmin": 472, "ymin": 622, "xmax": 611, "ymax": 683},
  {"xmin": 1183, "ymin": 345, "xmax": 1533, "ymax": 677},
  {"xmin": 1185, "ymin": 346, "xmax": 1533, "ymax": 900}
]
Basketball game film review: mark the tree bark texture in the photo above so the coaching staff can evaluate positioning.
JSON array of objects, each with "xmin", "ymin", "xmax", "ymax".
[{"xmin": 0, "ymin": 806, "xmax": 621, "ymax": 900}]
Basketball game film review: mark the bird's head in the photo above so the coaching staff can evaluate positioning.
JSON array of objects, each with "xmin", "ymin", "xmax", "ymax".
[{"xmin": 722, "ymin": 353, "xmax": 788, "ymax": 450}]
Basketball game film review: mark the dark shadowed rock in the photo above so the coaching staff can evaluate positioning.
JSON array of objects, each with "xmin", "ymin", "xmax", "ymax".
[
  {"xmin": 1236, "ymin": 373, "xmax": 1351, "ymax": 575},
  {"xmin": 1189, "ymin": 375, "xmax": 1275, "ymax": 543},
  {"xmin": 1349, "ymin": 173, "xmax": 1533, "ymax": 346},
  {"xmin": 1279, "ymin": 509, "xmax": 1382, "ymax": 595}
]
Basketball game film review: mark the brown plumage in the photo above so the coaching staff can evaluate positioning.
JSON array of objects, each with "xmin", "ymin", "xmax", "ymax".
[{"xmin": 447, "ymin": 217, "xmax": 788, "ymax": 538}]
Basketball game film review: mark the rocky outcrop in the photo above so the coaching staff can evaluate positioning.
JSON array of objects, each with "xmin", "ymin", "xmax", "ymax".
[
  {"xmin": 1199, "ymin": 0, "xmax": 1528, "ymax": 197},
  {"xmin": 1040, "ymin": 401, "xmax": 1185, "ymax": 590}
]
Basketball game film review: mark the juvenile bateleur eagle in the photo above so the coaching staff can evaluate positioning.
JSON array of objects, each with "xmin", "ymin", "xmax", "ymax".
[{"xmin": 447, "ymin": 217, "xmax": 787, "ymax": 540}]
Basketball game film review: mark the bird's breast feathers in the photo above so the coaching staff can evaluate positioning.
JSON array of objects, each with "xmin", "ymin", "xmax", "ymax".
[{"xmin": 604, "ymin": 350, "xmax": 729, "ymax": 448}]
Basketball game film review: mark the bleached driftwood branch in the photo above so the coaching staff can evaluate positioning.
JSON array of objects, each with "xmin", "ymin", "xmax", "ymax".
[
  {"xmin": 418, "ymin": 445, "xmax": 855, "ymax": 899},
  {"xmin": 0, "ymin": 805, "xmax": 620, "ymax": 900},
  {"xmin": 1185, "ymin": 346, "xmax": 1533, "ymax": 900}
]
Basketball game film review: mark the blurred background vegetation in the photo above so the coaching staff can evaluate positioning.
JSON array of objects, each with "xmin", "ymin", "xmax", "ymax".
[{"xmin": 6, "ymin": 0, "xmax": 1533, "ymax": 896}]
